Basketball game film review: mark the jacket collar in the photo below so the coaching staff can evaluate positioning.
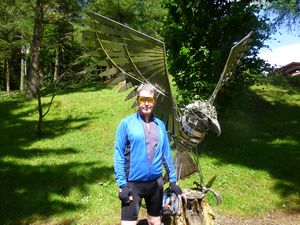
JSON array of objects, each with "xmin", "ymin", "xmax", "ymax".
[{"xmin": 136, "ymin": 111, "xmax": 157, "ymax": 123}]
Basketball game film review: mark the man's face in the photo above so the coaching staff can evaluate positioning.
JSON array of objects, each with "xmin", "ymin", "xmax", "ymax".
[{"xmin": 137, "ymin": 89, "xmax": 156, "ymax": 117}]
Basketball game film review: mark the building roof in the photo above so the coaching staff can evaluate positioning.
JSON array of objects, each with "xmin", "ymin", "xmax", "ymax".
[{"xmin": 274, "ymin": 62, "xmax": 300, "ymax": 76}]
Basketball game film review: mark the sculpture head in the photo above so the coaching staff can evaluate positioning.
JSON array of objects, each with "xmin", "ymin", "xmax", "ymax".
[{"xmin": 180, "ymin": 100, "xmax": 221, "ymax": 140}]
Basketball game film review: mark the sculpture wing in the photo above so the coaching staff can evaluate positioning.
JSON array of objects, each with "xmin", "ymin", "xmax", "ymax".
[
  {"xmin": 208, "ymin": 32, "xmax": 254, "ymax": 104},
  {"xmin": 83, "ymin": 12, "xmax": 179, "ymax": 135},
  {"xmin": 174, "ymin": 32, "xmax": 255, "ymax": 179}
]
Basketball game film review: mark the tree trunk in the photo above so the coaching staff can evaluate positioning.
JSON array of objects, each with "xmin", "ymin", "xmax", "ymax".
[
  {"xmin": 27, "ymin": 0, "xmax": 45, "ymax": 135},
  {"xmin": 37, "ymin": 91, "xmax": 43, "ymax": 135},
  {"xmin": 20, "ymin": 45, "xmax": 28, "ymax": 92},
  {"xmin": 5, "ymin": 59, "xmax": 10, "ymax": 95},
  {"xmin": 27, "ymin": 0, "xmax": 44, "ymax": 98},
  {"xmin": 20, "ymin": 58, "xmax": 25, "ymax": 92},
  {"xmin": 162, "ymin": 189, "xmax": 216, "ymax": 225},
  {"xmin": 54, "ymin": 44, "xmax": 61, "ymax": 82}
]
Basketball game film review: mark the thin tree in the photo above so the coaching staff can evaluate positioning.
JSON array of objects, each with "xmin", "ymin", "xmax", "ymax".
[
  {"xmin": 20, "ymin": 45, "xmax": 28, "ymax": 92},
  {"xmin": 27, "ymin": 0, "xmax": 89, "ymax": 135},
  {"xmin": 27, "ymin": 0, "xmax": 45, "ymax": 135},
  {"xmin": 5, "ymin": 59, "xmax": 10, "ymax": 95}
]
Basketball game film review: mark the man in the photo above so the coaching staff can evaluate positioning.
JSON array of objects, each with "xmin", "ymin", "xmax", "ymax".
[{"xmin": 114, "ymin": 83, "xmax": 182, "ymax": 225}]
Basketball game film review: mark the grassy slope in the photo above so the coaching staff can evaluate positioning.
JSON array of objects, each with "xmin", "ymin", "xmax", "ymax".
[
  {"xmin": 200, "ymin": 76, "xmax": 300, "ymax": 216},
  {"xmin": 0, "ymin": 77, "xmax": 299, "ymax": 224}
]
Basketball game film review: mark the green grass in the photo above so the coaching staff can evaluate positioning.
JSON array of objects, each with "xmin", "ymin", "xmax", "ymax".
[
  {"xmin": 196, "ymin": 76, "xmax": 300, "ymax": 216},
  {"xmin": 0, "ymin": 84, "xmax": 136, "ymax": 225},
  {"xmin": 1, "ymin": 77, "xmax": 299, "ymax": 224}
]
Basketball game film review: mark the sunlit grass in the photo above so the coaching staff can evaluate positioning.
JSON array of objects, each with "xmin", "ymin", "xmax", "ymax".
[
  {"xmin": 196, "ymin": 76, "xmax": 300, "ymax": 217},
  {"xmin": 1, "ymin": 76, "xmax": 299, "ymax": 224},
  {"xmin": 251, "ymin": 84, "xmax": 300, "ymax": 106}
]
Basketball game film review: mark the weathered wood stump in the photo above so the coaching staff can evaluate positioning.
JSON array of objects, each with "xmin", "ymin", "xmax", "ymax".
[{"xmin": 162, "ymin": 188, "xmax": 215, "ymax": 225}]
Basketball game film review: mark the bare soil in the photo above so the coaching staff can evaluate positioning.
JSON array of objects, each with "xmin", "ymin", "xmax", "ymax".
[
  {"xmin": 215, "ymin": 211, "xmax": 300, "ymax": 225},
  {"xmin": 135, "ymin": 210, "xmax": 300, "ymax": 225}
]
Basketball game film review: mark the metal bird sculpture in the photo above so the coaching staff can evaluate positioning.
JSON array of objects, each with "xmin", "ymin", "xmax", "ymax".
[{"xmin": 83, "ymin": 12, "xmax": 254, "ymax": 180}]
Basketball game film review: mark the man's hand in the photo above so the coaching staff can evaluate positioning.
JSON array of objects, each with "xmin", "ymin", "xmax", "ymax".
[
  {"xmin": 170, "ymin": 182, "xmax": 182, "ymax": 196},
  {"xmin": 118, "ymin": 186, "xmax": 132, "ymax": 203}
]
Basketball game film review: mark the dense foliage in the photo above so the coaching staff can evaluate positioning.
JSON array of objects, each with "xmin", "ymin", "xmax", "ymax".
[
  {"xmin": 163, "ymin": 0, "xmax": 272, "ymax": 103},
  {"xmin": 85, "ymin": 0, "xmax": 167, "ymax": 39}
]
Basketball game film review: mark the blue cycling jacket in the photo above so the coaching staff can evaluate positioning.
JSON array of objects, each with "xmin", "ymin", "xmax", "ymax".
[{"xmin": 114, "ymin": 112, "xmax": 177, "ymax": 187}]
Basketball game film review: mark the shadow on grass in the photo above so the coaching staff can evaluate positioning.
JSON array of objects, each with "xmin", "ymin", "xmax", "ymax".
[
  {"xmin": 0, "ymin": 159, "xmax": 114, "ymax": 224},
  {"xmin": 203, "ymin": 86, "xmax": 300, "ymax": 211},
  {"xmin": 0, "ymin": 94, "xmax": 114, "ymax": 224},
  {"xmin": 55, "ymin": 81, "xmax": 113, "ymax": 96}
]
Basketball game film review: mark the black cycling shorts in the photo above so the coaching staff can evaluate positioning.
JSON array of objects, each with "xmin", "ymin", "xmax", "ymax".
[{"xmin": 121, "ymin": 176, "xmax": 164, "ymax": 221}]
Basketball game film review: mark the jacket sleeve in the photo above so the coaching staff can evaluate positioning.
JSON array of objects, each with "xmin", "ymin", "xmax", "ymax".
[
  {"xmin": 114, "ymin": 119, "xmax": 128, "ymax": 187},
  {"xmin": 161, "ymin": 122, "xmax": 177, "ymax": 183}
]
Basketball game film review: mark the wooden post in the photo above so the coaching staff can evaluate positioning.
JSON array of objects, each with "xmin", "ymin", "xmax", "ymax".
[{"xmin": 162, "ymin": 189, "xmax": 215, "ymax": 225}]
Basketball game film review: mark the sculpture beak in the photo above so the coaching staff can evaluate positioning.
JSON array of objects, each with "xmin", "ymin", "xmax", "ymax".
[{"xmin": 209, "ymin": 118, "xmax": 221, "ymax": 136}]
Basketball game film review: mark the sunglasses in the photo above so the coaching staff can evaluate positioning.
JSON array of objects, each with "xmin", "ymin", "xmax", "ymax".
[{"xmin": 137, "ymin": 96, "xmax": 156, "ymax": 104}]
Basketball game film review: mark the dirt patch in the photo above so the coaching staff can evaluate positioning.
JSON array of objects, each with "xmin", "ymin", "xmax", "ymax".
[
  {"xmin": 215, "ymin": 211, "xmax": 300, "ymax": 225},
  {"xmin": 134, "ymin": 210, "xmax": 300, "ymax": 225}
]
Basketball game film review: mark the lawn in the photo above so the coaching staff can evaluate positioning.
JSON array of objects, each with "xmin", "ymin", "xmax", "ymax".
[{"xmin": 0, "ymin": 76, "xmax": 299, "ymax": 224}]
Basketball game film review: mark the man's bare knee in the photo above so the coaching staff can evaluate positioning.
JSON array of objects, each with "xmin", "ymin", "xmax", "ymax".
[{"xmin": 121, "ymin": 220, "xmax": 137, "ymax": 225}]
